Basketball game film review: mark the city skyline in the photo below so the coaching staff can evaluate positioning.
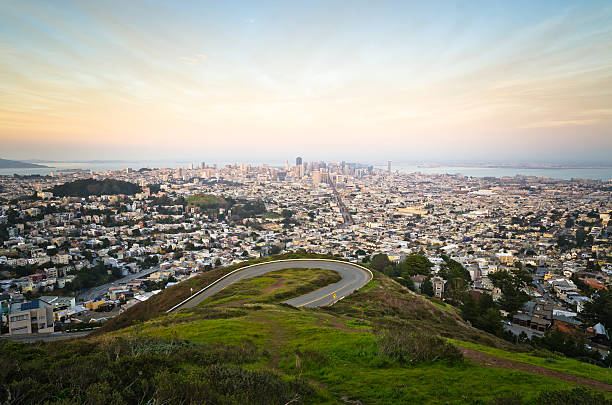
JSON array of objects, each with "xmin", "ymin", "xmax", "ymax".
[{"xmin": 1, "ymin": 1, "xmax": 612, "ymax": 164}]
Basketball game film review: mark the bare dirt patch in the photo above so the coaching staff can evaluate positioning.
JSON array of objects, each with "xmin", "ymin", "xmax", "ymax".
[{"xmin": 263, "ymin": 278, "xmax": 286, "ymax": 295}]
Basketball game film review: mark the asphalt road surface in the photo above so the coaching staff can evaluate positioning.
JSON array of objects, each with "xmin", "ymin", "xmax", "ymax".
[
  {"xmin": 167, "ymin": 259, "xmax": 372, "ymax": 313},
  {"xmin": 0, "ymin": 331, "xmax": 90, "ymax": 343},
  {"xmin": 77, "ymin": 267, "xmax": 159, "ymax": 302}
]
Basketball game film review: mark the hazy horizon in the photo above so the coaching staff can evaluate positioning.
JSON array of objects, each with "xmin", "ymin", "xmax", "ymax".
[
  {"xmin": 1, "ymin": 1, "xmax": 611, "ymax": 164},
  {"xmin": 4, "ymin": 157, "xmax": 612, "ymax": 167}
]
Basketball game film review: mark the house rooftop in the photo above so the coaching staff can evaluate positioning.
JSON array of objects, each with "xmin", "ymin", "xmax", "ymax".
[{"xmin": 9, "ymin": 299, "xmax": 45, "ymax": 314}]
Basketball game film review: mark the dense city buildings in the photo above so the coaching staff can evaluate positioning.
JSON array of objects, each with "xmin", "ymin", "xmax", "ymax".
[{"xmin": 0, "ymin": 160, "xmax": 610, "ymax": 342}]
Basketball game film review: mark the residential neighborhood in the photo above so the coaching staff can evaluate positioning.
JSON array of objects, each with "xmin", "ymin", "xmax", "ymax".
[{"xmin": 1, "ymin": 162, "xmax": 610, "ymax": 349}]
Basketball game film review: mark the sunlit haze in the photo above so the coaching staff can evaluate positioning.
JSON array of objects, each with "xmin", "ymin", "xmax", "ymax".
[{"xmin": 1, "ymin": 1, "xmax": 611, "ymax": 164}]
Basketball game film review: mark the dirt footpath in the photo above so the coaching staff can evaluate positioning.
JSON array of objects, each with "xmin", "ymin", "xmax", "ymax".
[{"xmin": 459, "ymin": 347, "xmax": 612, "ymax": 392}]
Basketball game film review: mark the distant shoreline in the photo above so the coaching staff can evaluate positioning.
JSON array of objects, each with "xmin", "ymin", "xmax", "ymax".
[
  {"xmin": 0, "ymin": 158, "xmax": 49, "ymax": 169},
  {"xmin": 413, "ymin": 164, "xmax": 612, "ymax": 170}
]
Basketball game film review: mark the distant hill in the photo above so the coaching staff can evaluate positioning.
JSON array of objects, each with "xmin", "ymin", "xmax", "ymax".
[
  {"xmin": 185, "ymin": 193, "xmax": 266, "ymax": 219},
  {"xmin": 185, "ymin": 193, "xmax": 231, "ymax": 209},
  {"xmin": 0, "ymin": 158, "xmax": 47, "ymax": 169},
  {"xmin": 49, "ymin": 178, "xmax": 141, "ymax": 197}
]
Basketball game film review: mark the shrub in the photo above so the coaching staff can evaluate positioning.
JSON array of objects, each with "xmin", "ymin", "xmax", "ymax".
[
  {"xmin": 533, "ymin": 387, "xmax": 612, "ymax": 405},
  {"xmin": 377, "ymin": 331, "xmax": 463, "ymax": 364},
  {"xmin": 0, "ymin": 337, "xmax": 319, "ymax": 405},
  {"xmin": 488, "ymin": 393, "xmax": 523, "ymax": 405},
  {"xmin": 489, "ymin": 388, "xmax": 612, "ymax": 405}
]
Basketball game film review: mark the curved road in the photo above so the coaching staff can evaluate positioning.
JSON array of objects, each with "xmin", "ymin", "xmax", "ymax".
[{"xmin": 167, "ymin": 259, "xmax": 372, "ymax": 313}]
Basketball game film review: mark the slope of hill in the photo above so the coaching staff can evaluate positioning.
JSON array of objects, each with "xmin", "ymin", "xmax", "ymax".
[
  {"xmin": 2, "ymin": 254, "xmax": 610, "ymax": 405},
  {"xmin": 48, "ymin": 178, "xmax": 141, "ymax": 197},
  {"xmin": 0, "ymin": 158, "xmax": 47, "ymax": 168}
]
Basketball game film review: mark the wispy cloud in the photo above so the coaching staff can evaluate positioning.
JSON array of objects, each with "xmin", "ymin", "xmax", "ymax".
[
  {"xmin": 1, "ymin": 1, "xmax": 611, "ymax": 162},
  {"xmin": 180, "ymin": 53, "xmax": 208, "ymax": 65},
  {"xmin": 521, "ymin": 119, "xmax": 602, "ymax": 129}
]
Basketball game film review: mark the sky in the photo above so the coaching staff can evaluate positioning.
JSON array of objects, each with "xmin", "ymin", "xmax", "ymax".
[{"xmin": 1, "ymin": 0, "xmax": 611, "ymax": 165}]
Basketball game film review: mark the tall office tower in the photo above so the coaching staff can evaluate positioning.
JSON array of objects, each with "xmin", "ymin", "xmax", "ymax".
[
  {"xmin": 201, "ymin": 161, "xmax": 206, "ymax": 169},
  {"xmin": 312, "ymin": 170, "xmax": 321, "ymax": 186},
  {"xmin": 189, "ymin": 163, "xmax": 194, "ymax": 170},
  {"xmin": 296, "ymin": 156, "xmax": 303, "ymax": 166},
  {"xmin": 320, "ymin": 171, "xmax": 328, "ymax": 184},
  {"xmin": 388, "ymin": 160, "xmax": 392, "ymax": 174},
  {"xmin": 285, "ymin": 160, "xmax": 289, "ymax": 170},
  {"xmin": 299, "ymin": 163, "xmax": 305, "ymax": 178}
]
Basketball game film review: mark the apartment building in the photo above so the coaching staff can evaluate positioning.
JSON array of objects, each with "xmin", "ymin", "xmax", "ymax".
[{"xmin": 8, "ymin": 299, "xmax": 54, "ymax": 335}]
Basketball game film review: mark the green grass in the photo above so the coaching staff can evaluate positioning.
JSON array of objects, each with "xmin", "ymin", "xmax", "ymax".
[
  {"xmin": 427, "ymin": 297, "xmax": 456, "ymax": 312},
  {"xmin": 301, "ymin": 361, "xmax": 581, "ymax": 405},
  {"xmin": 132, "ymin": 315, "xmax": 274, "ymax": 346},
  {"xmin": 449, "ymin": 338, "xmax": 612, "ymax": 385},
  {"xmin": 197, "ymin": 268, "xmax": 341, "ymax": 307},
  {"xmin": 185, "ymin": 193, "xmax": 229, "ymax": 208},
  {"xmin": 359, "ymin": 279, "xmax": 377, "ymax": 292},
  {"xmin": 262, "ymin": 212, "xmax": 282, "ymax": 219},
  {"xmin": 94, "ymin": 259, "xmax": 612, "ymax": 403},
  {"xmin": 111, "ymin": 304, "xmax": 592, "ymax": 404},
  {"xmin": 94, "ymin": 252, "xmax": 346, "ymax": 335}
]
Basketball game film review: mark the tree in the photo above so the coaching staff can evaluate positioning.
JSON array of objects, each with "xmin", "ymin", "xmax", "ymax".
[
  {"xmin": 582, "ymin": 290, "xmax": 612, "ymax": 330},
  {"xmin": 557, "ymin": 235, "xmax": 571, "ymax": 250},
  {"xmin": 370, "ymin": 253, "xmax": 392, "ymax": 272},
  {"xmin": 398, "ymin": 254, "xmax": 433, "ymax": 277},
  {"xmin": 489, "ymin": 269, "xmax": 532, "ymax": 314},
  {"xmin": 533, "ymin": 329, "xmax": 601, "ymax": 361},
  {"xmin": 382, "ymin": 264, "xmax": 398, "ymax": 277},
  {"xmin": 461, "ymin": 293, "xmax": 502, "ymax": 335},
  {"xmin": 421, "ymin": 277, "xmax": 434, "ymax": 297},
  {"xmin": 438, "ymin": 258, "xmax": 470, "ymax": 283},
  {"xmin": 398, "ymin": 275, "xmax": 415, "ymax": 291},
  {"xmin": 571, "ymin": 274, "xmax": 592, "ymax": 296},
  {"xmin": 444, "ymin": 277, "xmax": 469, "ymax": 305}
]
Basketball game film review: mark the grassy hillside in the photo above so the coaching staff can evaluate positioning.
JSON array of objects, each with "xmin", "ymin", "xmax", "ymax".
[
  {"xmin": 93, "ymin": 252, "xmax": 345, "ymax": 335},
  {"xmin": 185, "ymin": 194, "xmax": 266, "ymax": 219},
  {"xmin": 3, "ymin": 255, "xmax": 611, "ymax": 405},
  {"xmin": 185, "ymin": 193, "xmax": 230, "ymax": 209}
]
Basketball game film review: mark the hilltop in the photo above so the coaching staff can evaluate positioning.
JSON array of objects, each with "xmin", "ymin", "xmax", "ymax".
[
  {"xmin": 48, "ymin": 178, "xmax": 141, "ymax": 197},
  {"xmin": 0, "ymin": 158, "xmax": 47, "ymax": 169},
  {"xmin": 185, "ymin": 193, "xmax": 267, "ymax": 219},
  {"xmin": 2, "ymin": 253, "xmax": 611, "ymax": 405},
  {"xmin": 186, "ymin": 193, "xmax": 231, "ymax": 209}
]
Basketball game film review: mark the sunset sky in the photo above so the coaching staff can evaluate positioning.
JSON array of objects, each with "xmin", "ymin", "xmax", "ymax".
[{"xmin": 1, "ymin": 0, "xmax": 611, "ymax": 164}]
